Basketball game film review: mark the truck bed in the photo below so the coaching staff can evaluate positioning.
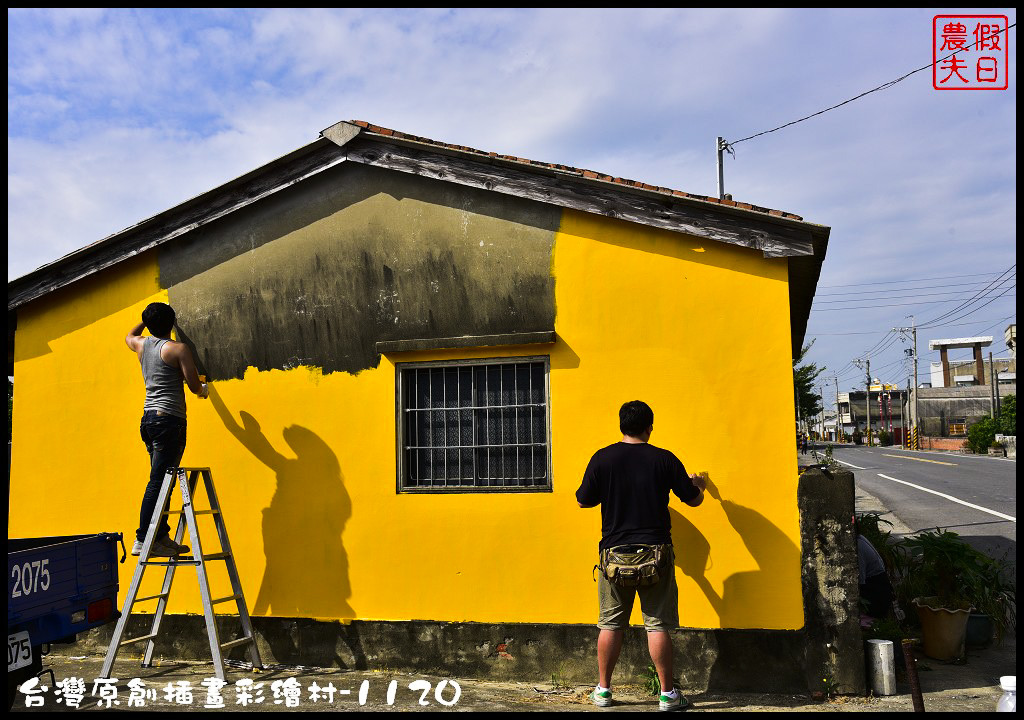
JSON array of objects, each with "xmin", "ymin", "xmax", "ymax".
[{"xmin": 8, "ymin": 533, "xmax": 123, "ymax": 645}]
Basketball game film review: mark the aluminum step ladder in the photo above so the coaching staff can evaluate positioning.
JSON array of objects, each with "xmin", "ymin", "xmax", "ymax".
[{"xmin": 101, "ymin": 467, "xmax": 263, "ymax": 680}]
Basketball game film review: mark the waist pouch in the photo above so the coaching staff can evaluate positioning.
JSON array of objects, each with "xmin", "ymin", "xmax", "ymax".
[{"xmin": 599, "ymin": 544, "xmax": 672, "ymax": 588}]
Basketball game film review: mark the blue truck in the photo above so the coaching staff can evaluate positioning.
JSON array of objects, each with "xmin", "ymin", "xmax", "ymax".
[{"xmin": 7, "ymin": 533, "xmax": 124, "ymax": 708}]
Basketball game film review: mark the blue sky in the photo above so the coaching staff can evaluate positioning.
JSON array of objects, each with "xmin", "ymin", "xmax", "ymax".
[{"xmin": 7, "ymin": 8, "xmax": 1017, "ymax": 410}]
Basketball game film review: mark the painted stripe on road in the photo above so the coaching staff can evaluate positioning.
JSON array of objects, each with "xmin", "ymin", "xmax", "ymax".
[
  {"xmin": 876, "ymin": 473, "xmax": 1016, "ymax": 522},
  {"xmin": 881, "ymin": 453, "xmax": 957, "ymax": 466},
  {"xmin": 834, "ymin": 458, "xmax": 867, "ymax": 469}
]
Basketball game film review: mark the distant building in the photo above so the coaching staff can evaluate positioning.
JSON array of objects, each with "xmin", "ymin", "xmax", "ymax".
[
  {"xmin": 929, "ymin": 357, "xmax": 1016, "ymax": 388},
  {"xmin": 837, "ymin": 386, "xmax": 908, "ymax": 443},
  {"xmin": 911, "ymin": 333, "xmax": 1016, "ymax": 448}
]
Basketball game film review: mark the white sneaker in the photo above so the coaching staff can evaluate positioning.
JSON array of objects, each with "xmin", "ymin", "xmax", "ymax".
[
  {"xmin": 590, "ymin": 687, "xmax": 613, "ymax": 707},
  {"xmin": 136, "ymin": 537, "xmax": 190, "ymax": 558},
  {"xmin": 659, "ymin": 691, "xmax": 689, "ymax": 711}
]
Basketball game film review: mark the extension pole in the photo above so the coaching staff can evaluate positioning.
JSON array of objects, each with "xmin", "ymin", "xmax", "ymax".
[{"xmin": 902, "ymin": 640, "xmax": 926, "ymax": 712}]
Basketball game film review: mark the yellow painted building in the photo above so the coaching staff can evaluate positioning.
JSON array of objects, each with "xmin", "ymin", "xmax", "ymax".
[{"xmin": 8, "ymin": 121, "xmax": 829, "ymax": 636}]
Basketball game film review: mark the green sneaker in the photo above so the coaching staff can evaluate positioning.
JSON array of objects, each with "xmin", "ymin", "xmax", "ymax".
[
  {"xmin": 591, "ymin": 687, "xmax": 613, "ymax": 707},
  {"xmin": 659, "ymin": 692, "xmax": 689, "ymax": 711}
]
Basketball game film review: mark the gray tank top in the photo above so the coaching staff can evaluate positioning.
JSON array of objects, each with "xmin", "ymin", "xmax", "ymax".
[{"xmin": 140, "ymin": 337, "xmax": 187, "ymax": 418}]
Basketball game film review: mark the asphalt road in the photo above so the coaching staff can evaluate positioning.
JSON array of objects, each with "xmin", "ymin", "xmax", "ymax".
[{"xmin": 829, "ymin": 445, "xmax": 1016, "ymax": 567}]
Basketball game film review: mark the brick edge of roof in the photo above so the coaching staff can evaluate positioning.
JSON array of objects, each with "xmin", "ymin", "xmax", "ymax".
[{"xmin": 350, "ymin": 120, "xmax": 804, "ymax": 222}]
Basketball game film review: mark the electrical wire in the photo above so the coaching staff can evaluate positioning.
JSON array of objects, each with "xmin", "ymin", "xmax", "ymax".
[
  {"xmin": 811, "ymin": 315, "xmax": 1015, "ymax": 336},
  {"xmin": 725, "ymin": 23, "xmax": 1015, "ymax": 147},
  {"xmin": 811, "ymin": 294, "xmax": 1015, "ymax": 311},
  {"xmin": 817, "ymin": 279, "xmax": 1011, "ymax": 298},
  {"xmin": 922, "ymin": 283, "xmax": 1015, "ymax": 328},
  {"xmin": 818, "ymin": 271, "xmax": 1005, "ymax": 289},
  {"xmin": 918, "ymin": 265, "xmax": 1015, "ymax": 327}
]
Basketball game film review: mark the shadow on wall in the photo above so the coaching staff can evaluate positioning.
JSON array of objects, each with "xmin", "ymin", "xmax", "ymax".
[
  {"xmin": 670, "ymin": 475, "xmax": 800, "ymax": 628},
  {"xmin": 209, "ymin": 388, "xmax": 362, "ymax": 667}
]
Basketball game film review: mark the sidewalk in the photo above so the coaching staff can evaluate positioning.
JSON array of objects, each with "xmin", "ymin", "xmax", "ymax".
[
  {"xmin": 11, "ymin": 633, "xmax": 1015, "ymax": 712},
  {"xmin": 11, "ymin": 487, "xmax": 1014, "ymax": 713}
]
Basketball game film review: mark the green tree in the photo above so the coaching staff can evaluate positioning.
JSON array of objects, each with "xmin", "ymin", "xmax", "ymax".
[
  {"xmin": 793, "ymin": 341, "xmax": 824, "ymax": 426},
  {"xmin": 998, "ymin": 394, "xmax": 1015, "ymax": 436}
]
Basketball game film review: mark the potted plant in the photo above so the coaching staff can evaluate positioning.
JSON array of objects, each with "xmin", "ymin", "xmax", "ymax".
[
  {"xmin": 962, "ymin": 551, "xmax": 1017, "ymax": 648},
  {"xmin": 902, "ymin": 529, "xmax": 981, "ymax": 660}
]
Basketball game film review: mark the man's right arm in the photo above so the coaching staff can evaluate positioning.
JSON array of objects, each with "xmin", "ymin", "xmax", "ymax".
[
  {"xmin": 125, "ymin": 322, "xmax": 146, "ymax": 352},
  {"xmin": 684, "ymin": 473, "xmax": 706, "ymax": 507}
]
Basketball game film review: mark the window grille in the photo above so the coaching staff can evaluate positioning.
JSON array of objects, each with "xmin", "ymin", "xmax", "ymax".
[{"xmin": 397, "ymin": 358, "xmax": 551, "ymax": 491}]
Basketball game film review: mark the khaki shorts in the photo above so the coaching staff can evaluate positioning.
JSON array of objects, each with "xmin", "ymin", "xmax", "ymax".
[{"xmin": 597, "ymin": 546, "xmax": 678, "ymax": 632}]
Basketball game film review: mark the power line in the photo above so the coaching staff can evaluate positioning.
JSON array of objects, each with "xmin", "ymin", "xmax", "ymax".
[
  {"xmin": 818, "ymin": 314, "xmax": 1015, "ymax": 387},
  {"xmin": 726, "ymin": 23, "xmax": 1015, "ymax": 147},
  {"xmin": 811, "ymin": 293, "xmax": 1015, "ymax": 311},
  {"xmin": 815, "ymin": 287, "xmax": 1015, "ymax": 304},
  {"xmin": 814, "ymin": 266, "xmax": 1015, "ymax": 314},
  {"xmin": 922, "ymin": 283, "xmax": 1016, "ymax": 328},
  {"xmin": 818, "ymin": 271, "xmax": 1004, "ymax": 289},
  {"xmin": 811, "ymin": 314, "xmax": 1015, "ymax": 336},
  {"xmin": 817, "ymin": 279, "xmax": 1009, "ymax": 298},
  {"xmin": 919, "ymin": 266, "xmax": 1016, "ymax": 327}
]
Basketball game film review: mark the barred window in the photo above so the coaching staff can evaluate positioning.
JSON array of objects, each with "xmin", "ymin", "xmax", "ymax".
[{"xmin": 396, "ymin": 358, "xmax": 551, "ymax": 492}]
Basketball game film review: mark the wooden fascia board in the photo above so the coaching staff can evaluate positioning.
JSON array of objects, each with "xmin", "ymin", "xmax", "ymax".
[
  {"xmin": 341, "ymin": 137, "xmax": 815, "ymax": 259},
  {"xmin": 787, "ymin": 228, "xmax": 830, "ymax": 358},
  {"xmin": 8, "ymin": 139, "xmax": 346, "ymax": 311}
]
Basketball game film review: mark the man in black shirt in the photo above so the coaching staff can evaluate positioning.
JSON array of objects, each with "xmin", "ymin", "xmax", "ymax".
[{"xmin": 576, "ymin": 400, "xmax": 705, "ymax": 711}]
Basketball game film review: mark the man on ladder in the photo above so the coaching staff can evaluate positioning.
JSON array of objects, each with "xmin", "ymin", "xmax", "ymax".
[{"xmin": 125, "ymin": 302, "xmax": 209, "ymax": 558}]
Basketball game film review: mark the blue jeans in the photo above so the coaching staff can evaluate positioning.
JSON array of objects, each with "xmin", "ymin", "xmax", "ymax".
[{"xmin": 138, "ymin": 411, "xmax": 187, "ymax": 542}]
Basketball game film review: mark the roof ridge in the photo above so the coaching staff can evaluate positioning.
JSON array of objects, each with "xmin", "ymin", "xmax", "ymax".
[{"xmin": 349, "ymin": 120, "xmax": 803, "ymax": 221}]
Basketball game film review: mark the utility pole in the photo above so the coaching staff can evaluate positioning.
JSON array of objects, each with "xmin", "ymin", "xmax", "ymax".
[
  {"xmin": 989, "ymin": 352, "xmax": 997, "ymax": 418},
  {"xmin": 853, "ymin": 356, "xmax": 872, "ymax": 446},
  {"xmin": 819, "ymin": 384, "xmax": 826, "ymax": 443},
  {"xmin": 835, "ymin": 375, "xmax": 842, "ymax": 443},
  {"xmin": 994, "ymin": 354, "xmax": 1002, "ymax": 414},
  {"xmin": 906, "ymin": 377, "xmax": 911, "ymax": 448},
  {"xmin": 895, "ymin": 318, "xmax": 920, "ymax": 449}
]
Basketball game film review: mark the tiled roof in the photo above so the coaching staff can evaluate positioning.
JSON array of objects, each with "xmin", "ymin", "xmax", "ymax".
[{"xmin": 350, "ymin": 120, "xmax": 803, "ymax": 221}]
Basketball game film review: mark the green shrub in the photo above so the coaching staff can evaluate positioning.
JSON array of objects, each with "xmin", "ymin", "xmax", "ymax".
[
  {"xmin": 998, "ymin": 394, "xmax": 1015, "ymax": 435},
  {"xmin": 966, "ymin": 417, "xmax": 998, "ymax": 453},
  {"xmin": 877, "ymin": 429, "xmax": 892, "ymax": 446}
]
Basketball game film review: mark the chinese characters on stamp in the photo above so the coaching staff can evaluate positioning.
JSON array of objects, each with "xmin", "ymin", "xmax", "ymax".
[{"xmin": 934, "ymin": 15, "xmax": 1009, "ymax": 90}]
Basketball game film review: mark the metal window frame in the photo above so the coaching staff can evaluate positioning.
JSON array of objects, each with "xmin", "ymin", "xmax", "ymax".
[{"xmin": 395, "ymin": 355, "xmax": 553, "ymax": 494}]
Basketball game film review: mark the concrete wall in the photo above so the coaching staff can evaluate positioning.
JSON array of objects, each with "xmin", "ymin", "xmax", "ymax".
[
  {"xmin": 913, "ymin": 384, "xmax": 1014, "ymax": 437},
  {"xmin": 10, "ymin": 168, "xmax": 802, "ymax": 632}
]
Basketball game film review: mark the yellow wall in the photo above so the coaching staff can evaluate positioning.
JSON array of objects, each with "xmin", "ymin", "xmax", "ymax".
[{"xmin": 10, "ymin": 207, "xmax": 801, "ymax": 630}]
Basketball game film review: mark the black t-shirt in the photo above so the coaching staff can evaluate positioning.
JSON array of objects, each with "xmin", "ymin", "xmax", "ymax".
[{"xmin": 576, "ymin": 442, "xmax": 700, "ymax": 550}]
